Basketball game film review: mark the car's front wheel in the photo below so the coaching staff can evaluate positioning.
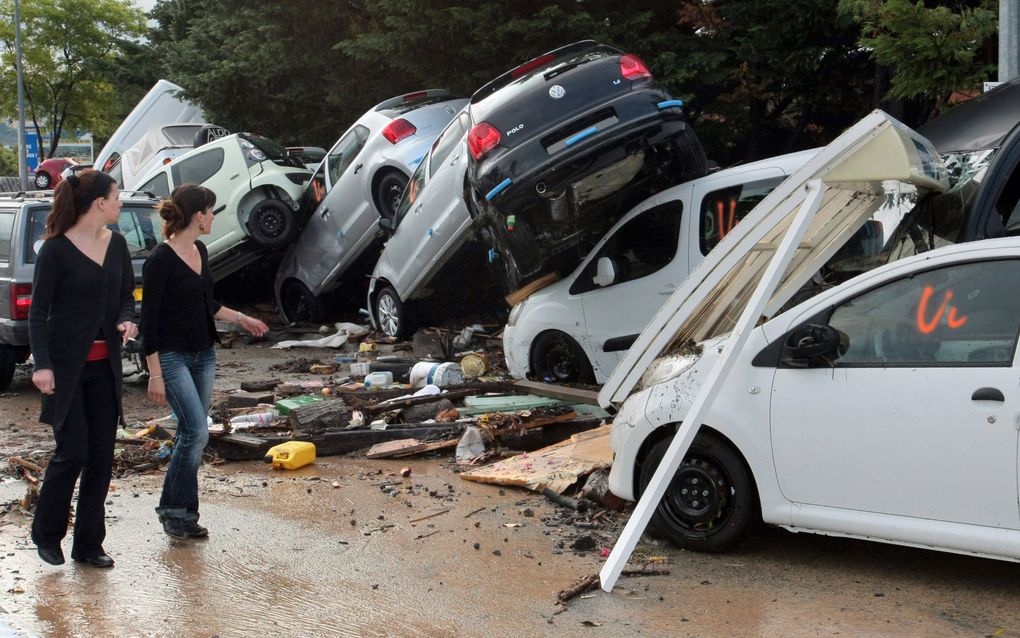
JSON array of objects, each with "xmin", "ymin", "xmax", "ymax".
[
  {"xmin": 34, "ymin": 172, "xmax": 51, "ymax": 189},
  {"xmin": 375, "ymin": 286, "xmax": 411, "ymax": 339},
  {"xmin": 374, "ymin": 171, "xmax": 408, "ymax": 221},
  {"xmin": 639, "ymin": 432, "xmax": 759, "ymax": 553},
  {"xmin": 279, "ymin": 280, "xmax": 324, "ymax": 324},
  {"xmin": 529, "ymin": 331, "xmax": 595, "ymax": 384},
  {"xmin": 0, "ymin": 346, "xmax": 16, "ymax": 392},
  {"xmin": 248, "ymin": 199, "xmax": 298, "ymax": 248}
]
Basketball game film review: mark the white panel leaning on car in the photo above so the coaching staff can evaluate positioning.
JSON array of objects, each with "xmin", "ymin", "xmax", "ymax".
[{"xmin": 593, "ymin": 110, "xmax": 1020, "ymax": 591}]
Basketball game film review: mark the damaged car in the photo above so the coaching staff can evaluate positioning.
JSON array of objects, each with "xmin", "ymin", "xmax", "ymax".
[
  {"xmin": 274, "ymin": 90, "xmax": 467, "ymax": 323},
  {"xmin": 133, "ymin": 132, "xmax": 311, "ymax": 279},
  {"xmin": 107, "ymin": 123, "xmax": 229, "ymax": 191},
  {"xmin": 602, "ymin": 110, "xmax": 1020, "ymax": 562},
  {"xmin": 465, "ymin": 40, "xmax": 708, "ymax": 293}
]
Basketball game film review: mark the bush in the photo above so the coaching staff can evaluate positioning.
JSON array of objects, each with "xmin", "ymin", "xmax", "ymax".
[{"xmin": 0, "ymin": 145, "xmax": 18, "ymax": 176}]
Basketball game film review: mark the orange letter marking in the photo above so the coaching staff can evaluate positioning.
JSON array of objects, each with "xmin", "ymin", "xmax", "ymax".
[{"xmin": 916, "ymin": 287, "xmax": 968, "ymax": 333}]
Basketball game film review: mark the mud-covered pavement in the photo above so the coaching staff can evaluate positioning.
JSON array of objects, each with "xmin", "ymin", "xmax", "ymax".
[{"xmin": 2, "ymin": 341, "xmax": 1020, "ymax": 637}]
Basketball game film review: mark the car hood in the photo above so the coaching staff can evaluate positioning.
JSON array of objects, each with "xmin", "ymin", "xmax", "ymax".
[
  {"xmin": 599, "ymin": 110, "xmax": 949, "ymax": 407},
  {"xmin": 916, "ymin": 77, "xmax": 1020, "ymax": 153}
]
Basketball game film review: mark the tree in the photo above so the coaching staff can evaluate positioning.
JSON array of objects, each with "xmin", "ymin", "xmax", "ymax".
[
  {"xmin": 839, "ymin": 0, "xmax": 998, "ymax": 116},
  {"xmin": 0, "ymin": 0, "xmax": 145, "ymax": 158}
]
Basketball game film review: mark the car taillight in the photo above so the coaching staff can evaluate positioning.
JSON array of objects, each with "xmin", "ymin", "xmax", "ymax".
[
  {"xmin": 468, "ymin": 122, "xmax": 501, "ymax": 160},
  {"xmin": 381, "ymin": 118, "xmax": 417, "ymax": 144},
  {"xmin": 11, "ymin": 283, "xmax": 31, "ymax": 321},
  {"xmin": 401, "ymin": 91, "xmax": 428, "ymax": 101},
  {"xmin": 511, "ymin": 53, "xmax": 555, "ymax": 79},
  {"xmin": 620, "ymin": 54, "xmax": 652, "ymax": 80}
]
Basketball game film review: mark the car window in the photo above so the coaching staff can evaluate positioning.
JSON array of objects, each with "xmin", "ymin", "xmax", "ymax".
[
  {"xmin": 826, "ymin": 259, "xmax": 1020, "ymax": 367},
  {"xmin": 106, "ymin": 159, "xmax": 125, "ymax": 188},
  {"xmin": 429, "ymin": 113, "xmax": 468, "ymax": 178},
  {"xmin": 113, "ymin": 206, "xmax": 164, "ymax": 258},
  {"xmin": 393, "ymin": 157, "xmax": 429, "ymax": 228},
  {"xmin": 326, "ymin": 125, "xmax": 370, "ymax": 187},
  {"xmin": 138, "ymin": 172, "xmax": 170, "ymax": 198},
  {"xmin": 24, "ymin": 206, "xmax": 50, "ymax": 263},
  {"xmin": 700, "ymin": 176, "xmax": 786, "ymax": 254},
  {"xmin": 171, "ymin": 147, "xmax": 225, "ymax": 186},
  {"xmin": 572, "ymin": 201, "xmax": 683, "ymax": 295},
  {"xmin": 0, "ymin": 211, "xmax": 14, "ymax": 261}
]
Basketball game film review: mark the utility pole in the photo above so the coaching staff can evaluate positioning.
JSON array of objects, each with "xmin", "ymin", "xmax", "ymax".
[
  {"xmin": 15, "ymin": 0, "xmax": 28, "ymax": 191},
  {"xmin": 1002, "ymin": 0, "xmax": 1020, "ymax": 82}
]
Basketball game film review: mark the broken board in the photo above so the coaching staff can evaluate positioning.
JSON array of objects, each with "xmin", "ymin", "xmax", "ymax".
[
  {"xmin": 459, "ymin": 424, "xmax": 613, "ymax": 494},
  {"xmin": 366, "ymin": 438, "xmax": 431, "ymax": 459}
]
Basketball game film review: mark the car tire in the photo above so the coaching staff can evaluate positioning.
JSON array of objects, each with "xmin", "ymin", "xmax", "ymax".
[
  {"xmin": 248, "ymin": 199, "xmax": 298, "ymax": 249},
  {"xmin": 639, "ymin": 433, "xmax": 759, "ymax": 553},
  {"xmin": 280, "ymin": 280, "xmax": 324, "ymax": 324},
  {"xmin": 34, "ymin": 172, "xmax": 51, "ymax": 189},
  {"xmin": 529, "ymin": 331, "xmax": 595, "ymax": 384},
  {"xmin": 374, "ymin": 171, "xmax": 408, "ymax": 221},
  {"xmin": 0, "ymin": 347, "xmax": 16, "ymax": 392},
  {"xmin": 375, "ymin": 286, "xmax": 411, "ymax": 339}
]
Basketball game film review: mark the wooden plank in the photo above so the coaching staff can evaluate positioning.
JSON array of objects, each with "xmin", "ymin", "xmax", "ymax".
[
  {"xmin": 240, "ymin": 379, "xmax": 280, "ymax": 392},
  {"xmin": 366, "ymin": 438, "xmax": 428, "ymax": 459},
  {"xmin": 512, "ymin": 380, "xmax": 601, "ymax": 406}
]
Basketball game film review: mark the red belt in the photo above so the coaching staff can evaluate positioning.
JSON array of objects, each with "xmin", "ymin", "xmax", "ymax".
[{"xmin": 86, "ymin": 340, "xmax": 109, "ymax": 361}]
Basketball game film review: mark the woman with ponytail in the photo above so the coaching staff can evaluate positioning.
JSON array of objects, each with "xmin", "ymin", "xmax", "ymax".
[
  {"xmin": 141, "ymin": 184, "xmax": 267, "ymax": 541},
  {"xmin": 28, "ymin": 169, "xmax": 139, "ymax": 568}
]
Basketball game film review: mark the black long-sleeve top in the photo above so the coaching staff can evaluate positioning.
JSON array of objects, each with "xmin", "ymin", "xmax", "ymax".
[
  {"xmin": 27, "ymin": 233, "xmax": 135, "ymax": 429},
  {"xmin": 140, "ymin": 241, "xmax": 221, "ymax": 356}
]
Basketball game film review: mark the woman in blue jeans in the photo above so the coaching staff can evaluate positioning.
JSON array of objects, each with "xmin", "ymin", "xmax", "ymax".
[{"xmin": 141, "ymin": 184, "xmax": 267, "ymax": 540}]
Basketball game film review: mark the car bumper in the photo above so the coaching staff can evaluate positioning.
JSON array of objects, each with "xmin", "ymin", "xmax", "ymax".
[
  {"xmin": 0, "ymin": 318, "xmax": 30, "ymax": 348},
  {"xmin": 607, "ymin": 386, "xmax": 656, "ymax": 502},
  {"xmin": 502, "ymin": 324, "xmax": 530, "ymax": 379}
]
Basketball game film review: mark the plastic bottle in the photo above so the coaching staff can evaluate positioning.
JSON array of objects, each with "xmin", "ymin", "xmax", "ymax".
[
  {"xmin": 229, "ymin": 409, "xmax": 279, "ymax": 428},
  {"xmin": 363, "ymin": 371, "xmax": 393, "ymax": 389}
]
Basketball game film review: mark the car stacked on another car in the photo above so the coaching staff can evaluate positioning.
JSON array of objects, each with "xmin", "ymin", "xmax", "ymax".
[
  {"xmin": 107, "ymin": 123, "xmax": 230, "ymax": 191},
  {"xmin": 0, "ymin": 190, "xmax": 165, "ymax": 390},
  {"xmin": 464, "ymin": 40, "xmax": 709, "ymax": 293},
  {"xmin": 274, "ymin": 90, "xmax": 467, "ymax": 323},
  {"xmin": 133, "ymin": 132, "xmax": 312, "ymax": 280}
]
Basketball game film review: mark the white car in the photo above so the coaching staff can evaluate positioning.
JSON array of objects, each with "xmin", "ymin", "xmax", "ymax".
[
  {"xmin": 274, "ymin": 90, "xmax": 468, "ymax": 322},
  {"xmin": 134, "ymin": 132, "xmax": 311, "ymax": 279},
  {"xmin": 367, "ymin": 108, "xmax": 473, "ymax": 338},
  {"xmin": 604, "ymin": 111, "xmax": 1020, "ymax": 562},
  {"xmin": 110, "ymin": 123, "xmax": 229, "ymax": 191},
  {"xmin": 502, "ymin": 149, "xmax": 818, "ymax": 384}
]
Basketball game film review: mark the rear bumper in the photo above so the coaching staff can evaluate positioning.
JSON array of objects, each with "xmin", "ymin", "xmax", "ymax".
[{"xmin": 0, "ymin": 318, "xmax": 30, "ymax": 349}]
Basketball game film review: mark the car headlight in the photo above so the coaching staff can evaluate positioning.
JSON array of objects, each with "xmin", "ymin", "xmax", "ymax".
[
  {"xmin": 639, "ymin": 354, "xmax": 698, "ymax": 389},
  {"xmin": 506, "ymin": 300, "xmax": 526, "ymax": 327},
  {"xmin": 248, "ymin": 148, "xmax": 267, "ymax": 162}
]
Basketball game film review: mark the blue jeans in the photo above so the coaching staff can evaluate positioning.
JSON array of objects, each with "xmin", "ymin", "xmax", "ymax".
[{"xmin": 156, "ymin": 349, "xmax": 215, "ymax": 523}]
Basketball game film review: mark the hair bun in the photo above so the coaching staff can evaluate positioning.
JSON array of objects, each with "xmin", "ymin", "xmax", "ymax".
[{"xmin": 66, "ymin": 175, "xmax": 80, "ymax": 188}]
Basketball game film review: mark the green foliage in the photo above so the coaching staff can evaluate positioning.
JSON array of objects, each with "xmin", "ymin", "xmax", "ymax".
[
  {"xmin": 839, "ymin": 0, "xmax": 998, "ymax": 113},
  {"xmin": 0, "ymin": 144, "xmax": 18, "ymax": 175},
  {"xmin": 0, "ymin": 0, "xmax": 145, "ymax": 158}
]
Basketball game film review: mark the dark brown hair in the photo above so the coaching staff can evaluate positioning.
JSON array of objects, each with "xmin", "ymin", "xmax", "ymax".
[
  {"xmin": 45, "ymin": 169, "xmax": 117, "ymax": 238},
  {"xmin": 157, "ymin": 184, "xmax": 217, "ymax": 237}
]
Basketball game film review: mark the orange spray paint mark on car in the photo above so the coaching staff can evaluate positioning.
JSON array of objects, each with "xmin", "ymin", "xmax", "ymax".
[{"xmin": 916, "ymin": 287, "xmax": 968, "ymax": 334}]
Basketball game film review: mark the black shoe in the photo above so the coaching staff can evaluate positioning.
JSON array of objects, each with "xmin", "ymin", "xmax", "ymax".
[
  {"xmin": 37, "ymin": 545, "xmax": 65, "ymax": 566},
  {"xmin": 184, "ymin": 521, "xmax": 208, "ymax": 538},
  {"xmin": 72, "ymin": 553, "xmax": 115, "ymax": 568},
  {"xmin": 162, "ymin": 519, "xmax": 190, "ymax": 541}
]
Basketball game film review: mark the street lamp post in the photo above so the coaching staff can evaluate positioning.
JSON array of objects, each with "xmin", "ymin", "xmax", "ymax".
[
  {"xmin": 15, "ymin": 0, "xmax": 28, "ymax": 191},
  {"xmin": 1002, "ymin": 0, "xmax": 1019, "ymax": 82}
]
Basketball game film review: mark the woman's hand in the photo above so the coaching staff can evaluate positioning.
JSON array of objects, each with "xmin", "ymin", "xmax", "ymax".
[
  {"xmin": 147, "ymin": 375, "xmax": 166, "ymax": 406},
  {"xmin": 32, "ymin": 369, "xmax": 55, "ymax": 395},
  {"xmin": 118, "ymin": 321, "xmax": 139, "ymax": 344},
  {"xmin": 238, "ymin": 314, "xmax": 269, "ymax": 337}
]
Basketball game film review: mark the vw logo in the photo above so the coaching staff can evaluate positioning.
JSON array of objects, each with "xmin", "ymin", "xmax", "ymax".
[{"xmin": 549, "ymin": 85, "xmax": 566, "ymax": 99}]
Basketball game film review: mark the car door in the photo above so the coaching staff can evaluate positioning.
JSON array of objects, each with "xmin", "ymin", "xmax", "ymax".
[
  {"xmin": 770, "ymin": 258, "xmax": 1020, "ymax": 528},
  {"xmin": 168, "ymin": 145, "xmax": 238, "ymax": 251},
  {"xmin": 396, "ymin": 113, "xmax": 471, "ymax": 297},
  {"xmin": 573, "ymin": 199, "xmax": 688, "ymax": 374}
]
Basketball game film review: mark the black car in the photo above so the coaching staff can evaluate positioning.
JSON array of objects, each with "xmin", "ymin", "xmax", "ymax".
[{"xmin": 464, "ymin": 40, "xmax": 708, "ymax": 291}]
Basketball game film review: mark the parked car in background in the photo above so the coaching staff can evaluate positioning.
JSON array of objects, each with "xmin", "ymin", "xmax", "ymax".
[
  {"xmin": 367, "ymin": 108, "xmax": 473, "ymax": 338},
  {"xmin": 0, "ymin": 191, "xmax": 164, "ymax": 391},
  {"xmin": 286, "ymin": 146, "xmax": 327, "ymax": 170},
  {"xmin": 60, "ymin": 163, "xmax": 92, "ymax": 181},
  {"xmin": 32, "ymin": 157, "xmax": 78, "ymax": 190},
  {"xmin": 133, "ymin": 132, "xmax": 311, "ymax": 280},
  {"xmin": 464, "ymin": 40, "xmax": 708, "ymax": 293},
  {"xmin": 94, "ymin": 79, "xmax": 207, "ymax": 176},
  {"xmin": 503, "ymin": 149, "xmax": 818, "ymax": 384},
  {"xmin": 107, "ymin": 123, "xmax": 229, "ymax": 191},
  {"xmin": 274, "ymin": 90, "xmax": 467, "ymax": 323}
]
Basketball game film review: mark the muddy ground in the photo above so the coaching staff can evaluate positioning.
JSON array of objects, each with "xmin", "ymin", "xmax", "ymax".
[{"xmin": 2, "ymin": 338, "xmax": 1020, "ymax": 637}]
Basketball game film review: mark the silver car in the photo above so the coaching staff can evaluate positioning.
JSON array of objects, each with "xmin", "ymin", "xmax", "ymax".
[{"xmin": 274, "ymin": 90, "xmax": 468, "ymax": 322}]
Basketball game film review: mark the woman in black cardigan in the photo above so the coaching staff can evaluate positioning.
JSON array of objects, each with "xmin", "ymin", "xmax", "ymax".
[{"xmin": 27, "ymin": 169, "xmax": 139, "ymax": 568}]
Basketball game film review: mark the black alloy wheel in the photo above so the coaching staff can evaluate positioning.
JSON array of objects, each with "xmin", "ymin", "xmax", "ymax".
[{"xmin": 529, "ymin": 331, "xmax": 595, "ymax": 384}]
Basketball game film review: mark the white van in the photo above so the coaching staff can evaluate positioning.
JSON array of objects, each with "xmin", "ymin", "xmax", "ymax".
[
  {"xmin": 94, "ymin": 79, "xmax": 207, "ymax": 175},
  {"xmin": 109, "ymin": 123, "xmax": 228, "ymax": 191},
  {"xmin": 502, "ymin": 149, "xmax": 818, "ymax": 384}
]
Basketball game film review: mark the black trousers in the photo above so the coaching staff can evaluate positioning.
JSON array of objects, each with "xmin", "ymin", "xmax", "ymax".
[{"xmin": 31, "ymin": 360, "xmax": 119, "ymax": 557}]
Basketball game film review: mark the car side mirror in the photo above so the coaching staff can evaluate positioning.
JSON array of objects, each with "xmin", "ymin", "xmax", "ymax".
[
  {"xmin": 782, "ymin": 323, "xmax": 844, "ymax": 367},
  {"xmin": 378, "ymin": 217, "xmax": 394, "ymax": 231},
  {"xmin": 592, "ymin": 256, "xmax": 616, "ymax": 287}
]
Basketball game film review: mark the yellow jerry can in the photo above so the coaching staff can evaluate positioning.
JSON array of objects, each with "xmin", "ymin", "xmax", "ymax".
[{"xmin": 264, "ymin": 441, "xmax": 316, "ymax": 470}]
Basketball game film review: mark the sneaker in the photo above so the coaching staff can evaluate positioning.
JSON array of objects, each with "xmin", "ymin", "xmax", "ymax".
[
  {"xmin": 162, "ymin": 519, "xmax": 189, "ymax": 541},
  {"xmin": 184, "ymin": 521, "xmax": 208, "ymax": 538}
]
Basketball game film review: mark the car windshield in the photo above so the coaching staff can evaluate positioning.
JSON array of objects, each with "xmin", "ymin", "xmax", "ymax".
[{"xmin": 239, "ymin": 133, "xmax": 304, "ymax": 168}]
